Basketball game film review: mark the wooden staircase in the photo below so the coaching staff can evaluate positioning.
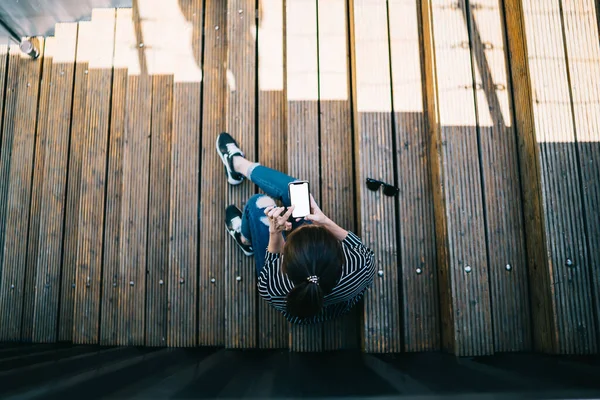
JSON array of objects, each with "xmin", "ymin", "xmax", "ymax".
[{"xmin": 0, "ymin": 0, "xmax": 598, "ymax": 355}]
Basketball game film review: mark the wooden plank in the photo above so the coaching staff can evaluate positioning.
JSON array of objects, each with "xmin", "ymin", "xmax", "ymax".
[
  {"xmin": 388, "ymin": 0, "xmax": 439, "ymax": 352},
  {"xmin": 319, "ymin": 0, "xmax": 359, "ymax": 352},
  {"xmin": 466, "ymin": 0, "xmax": 531, "ymax": 352},
  {"xmin": 0, "ymin": 43, "xmax": 9, "ymax": 279},
  {"xmin": 501, "ymin": 0, "xmax": 556, "ymax": 354},
  {"xmin": 348, "ymin": 0, "xmax": 400, "ymax": 353},
  {"xmin": 167, "ymin": 0, "xmax": 203, "ymax": 347},
  {"xmin": 517, "ymin": 0, "xmax": 597, "ymax": 353},
  {"xmin": 286, "ymin": 0, "xmax": 322, "ymax": 352},
  {"xmin": 561, "ymin": 0, "xmax": 600, "ymax": 336},
  {"xmin": 145, "ymin": 75, "xmax": 172, "ymax": 346},
  {"xmin": 21, "ymin": 36, "xmax": 53, "ymax": 342},
  {"xmin": 0, "ymin": 38, "xmax": 45, "ymax": 341},
  {"xmin": 198, "ymin": 0, "xmax": 228, "ymax": 346},
  {"xmin": 118, "ymin": 3, "xmax": 153, "ymax": 346},
  {"xmin": 100, "ymin": 8, "xmax": 129, "ymax": 346},
  {"xmin": 0, "ymin": 45, "xmax": 18, "ymax": 280},
  {"xmin": 256, "ymin": 0, "xmax": 288, "ymax": 349},
  {"xmin": 225, "ymin": 0, "xmax": 257, "ymax": 349},
  {"xmin": 73, "ymin": 9, "xmax": 116, "ymax": 344},
  {"xmin": 59, "ymin": 20, "xmax": 92, "ymax": 342},
  {"xmin": 421, "ymin": 0, "xmax": 494, "ymax": 356},
  {"xmin": 32, "ymin": 23, "xmax": 78, "ymax": 343}
]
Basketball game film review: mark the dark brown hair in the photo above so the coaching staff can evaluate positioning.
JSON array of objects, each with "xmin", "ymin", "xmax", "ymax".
[{"xmin": 282, "ymin": 225, "xmax": 344, "ymax": 318}]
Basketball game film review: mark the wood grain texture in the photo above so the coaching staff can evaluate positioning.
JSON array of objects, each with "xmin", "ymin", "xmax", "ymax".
[
  {"xmin": 59, "ymin": 21, "xmax": 91, "ymax": 342},
  {"xmin": 21, "ymin": 37, "xmax": 53, "ymax": 342},
  {"xmin": 198, "ymin": 0, "xmax": 228, "ymax": 346},
  {"xmin": 0, "ymin": 39, "xmax": 45, "ymax": 341},
  {"xmin": 0, "ymin": 43, "xmax": 10, "ymax": 280},
  {"xmin": 33, "ymin": 23, "xmax": 78, "ymax": 343},
  {"xmin": 145, "ymin": 75, "xmax": 172, "ymax": 347},
  {"xmin": 423, "ymin": 0, "xmax": 494, "ymax": 356},
  {"xmin": 118, "ymin": 2, "xmax": 152, "ymax": 346},
  {"xmin": 349, "ymin": 0, "xmax": 401, "ymax": 353},
  {"xmin": 100, "ymin": 8, "xmax": 130, "ymax": 346},
  {"xmin": 519, "ymin": 0, "xmax": 597, "ymax": 354},
  {"xmin": 388, "ymin": 0, "xmax": 440, "ymax": 352},
  {"xmin": 501, "ymin": 0, "xmax": 556, "ymax": 354},
  {"xmin": 225, "ymin": 0, "xmax": 257, "ymax": 349},
  {"xmin": 561, "ymin": 0, "xmax": 600, "ymax": 342},
  {"xmin": 73, "ymin": 9, "xmax": 116, "ymax": 344},
  {"xmin": 318, "ymin": 0, "xmax": 359, "ymax": 352},
  {"xmin": 167, "ymin": 0, "xmax": 203, "ymax": 347},
  {"xmin": 286, "ymin": 0, "xmax": 323, "ymax": 352},
  {"xmin": 258, "ymin": 0, "xmax": 289, "ymax": 349},
  {"xmin": 466, "ymin": 0, "xmax": 531, "ymax": 352}
]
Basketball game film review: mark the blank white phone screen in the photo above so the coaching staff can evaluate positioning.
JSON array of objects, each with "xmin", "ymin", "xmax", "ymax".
[{"xmin": 289, "ymin": 182, "xmax": 310, "ymax": 218}]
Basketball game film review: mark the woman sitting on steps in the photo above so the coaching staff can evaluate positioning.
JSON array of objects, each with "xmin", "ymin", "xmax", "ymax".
[{"xmin": 217, "ymin": 132, "xmax": 376, "ymax": 324}]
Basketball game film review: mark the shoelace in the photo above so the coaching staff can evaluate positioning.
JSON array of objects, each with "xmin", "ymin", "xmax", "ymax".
[
  {"xmin": 230, "ymin": 216, "xmax": 242, "ymax": 232},
  {"xmin": 226, "ymin": 142, "xmax": 241, "ymax": 157}
]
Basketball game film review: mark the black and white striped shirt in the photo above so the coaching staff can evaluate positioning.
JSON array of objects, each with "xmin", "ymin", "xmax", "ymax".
[{"xmin": 257, "ymin": 231, "xmax": 376, "ymax": 324}]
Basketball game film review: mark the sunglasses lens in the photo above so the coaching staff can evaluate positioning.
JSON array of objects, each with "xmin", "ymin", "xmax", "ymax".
[
  {"xmin": 383, "ymin": 184, "xmax": 399, "ymax": 196},
  {"xmin": 366, "ymin": 179, "xmax": 381, "ymax": 191}
]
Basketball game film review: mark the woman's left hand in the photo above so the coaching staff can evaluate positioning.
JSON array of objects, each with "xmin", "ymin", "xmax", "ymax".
[{"xmin": 265, "ymin": 205, "xmax": 294, "ymax": 234}]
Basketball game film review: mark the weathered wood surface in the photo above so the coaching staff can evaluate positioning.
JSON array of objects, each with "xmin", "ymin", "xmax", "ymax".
[
  {"xmin": 0, "ymin": 38, "xmax": 44, "ymax": 341},
  {"xmin": 225, "ymin": 0, "xmax": 258, "ymax": 349},
  {"xmin": 167, "ymin": 0, "xmax": 203, "ymax": 347},
  {"xmin": 73, "ymin": 9, "xmax": 116, "ymax": 344},
  {"xmin": 389, "ymin": 0, "xmax": 439, "ymax": 352},
  {"xmin": 198, "ymin": 0, "xmax": 228, "ymax": 347},
  {"xmin": 504, "ymin": 0, "xmax": 599, "ymax": 354},
  {"xmin": 349, "ymin": 0, "xmax": 402, "ymax": 353},
  {"xmin": 33, "ymin": 24, "xmax": 78, "ymax": 343},
  {"xmin": 59, "ymin": 20, "xmax": 91, "ymax": 343},
  {"xmin": 21, "ymin": 37, "xmax": 53, "ymax": 342}
]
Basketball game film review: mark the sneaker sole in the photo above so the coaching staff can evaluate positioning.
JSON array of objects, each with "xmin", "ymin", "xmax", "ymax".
[
  {"xmin": 226, "ymin": 227, "xmax": 254, "ymax": 257},
  {"xmin": 216, "ymin": 137, "xmax": 244, "ymax": 186}
]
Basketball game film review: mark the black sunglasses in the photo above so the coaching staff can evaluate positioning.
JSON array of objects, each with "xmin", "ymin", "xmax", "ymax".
[{"xmin": 366, "ymin": 178, "xmax": 399, "ymax": 196}]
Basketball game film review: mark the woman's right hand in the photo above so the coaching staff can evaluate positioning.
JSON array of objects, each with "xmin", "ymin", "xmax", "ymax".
[
  {"xmin": 265, "ymin": 205, "xmax": 294, "ymax": 234},
  {"xmin": 302, "ymin": 194, "xmax": 329, "ymax": 226}
]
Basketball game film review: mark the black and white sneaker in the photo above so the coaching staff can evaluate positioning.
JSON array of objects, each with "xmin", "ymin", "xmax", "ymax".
[
  {"xmin": 216, "ymin": 132, "xmax": 245, "ymax": 185},
  {"xmin": 225, "ymin": 205, "xmax": 253, "ymax": 257}
]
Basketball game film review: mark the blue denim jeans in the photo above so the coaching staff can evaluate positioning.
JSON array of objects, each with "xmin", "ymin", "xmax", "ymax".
[{"xmin": 239, "ymin": 165, "xmax": 306, "ymax": 275}]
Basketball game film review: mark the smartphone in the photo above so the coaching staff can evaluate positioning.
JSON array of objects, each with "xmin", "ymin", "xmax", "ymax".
[{"xmin": 288, "ymin": 181, "xmax": 311, "ymax": 219}]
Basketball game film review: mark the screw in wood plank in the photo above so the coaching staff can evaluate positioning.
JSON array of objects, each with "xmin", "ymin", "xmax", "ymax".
[
  {"xmin": 377, "ymin": 270, "xmax": 384, "ymax": 277},
  {"xmin": 505, "ymin": 264, "xmax": 512, "ymax": 271},
  {"xmin": 236, "ymin": 276, "xmax": 242, "ymax": 282},
  {"xmin": 129, "ymin": 281, "xmax": 134, "ymax": 286},
  {"xmin": 210, "ymin": 278, "xmax": 216, "ymax": 284},
  {"xmin": 84, "ymin": 70, "xmax": 89, "ymax": 75},
  {"xmin": 113, "ymin": 282, "xmax": 117, "ymax": 287},
  {"xmin": 238, "ymin": 9, "xmax": 243, "ymax": 13},
  {"xmin": 72, "ymin": 283, "xmax": 76, "ymax": 289},
  {"xmin": 566, "ymin": 259, "xmax": 574, "ymax": 267},
  {"xmin": 416, "ymin": 268, "xmax": 422, "ymax": 275},
  {"xmin": 27, "ymin": 83, "xmax": 31, "ymax": 87},
  {"xmin": 159, "ymin": 280, "xmax": 164, "ymax": 285},
  {"xmin": 215, "ymin": 26, "xmax": 219, "ymax": 30},
  {"xmin": 179, "ymin": 278, "xmax": 185, "ymax": 284},
  {"xmin": 465, "ymin": 265, "xmax": 472, "ymax": 273},
  {"xmin": 10, "ymin": 284, "xmax": 14, "ymax": 289},
  {"xmin": 139, "ymin": 43, "xmax": 144, "ymax": 48}
]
